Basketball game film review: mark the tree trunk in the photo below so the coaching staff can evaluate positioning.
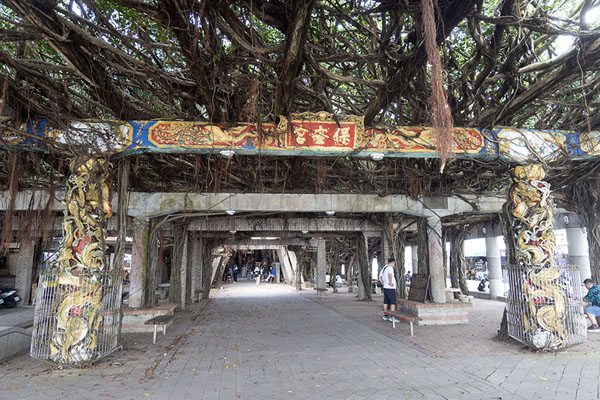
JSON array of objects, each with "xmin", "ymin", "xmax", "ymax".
[
  {"xmin": 356, "ymin": 232, "xmax": 372, "ymax": 301},
  {"xmin": 295, "ymin": 247, "xmax": 304, "ymax": 290},
  {"xmin": 393, "ymin": 229, "xmax": 407, "ymax": 299},
  {"xmin": 449, "ymin": 226, "xmax": 469, "ymax": 295},
  {"xmin": 201, "ymin": 238, "xmax": 213, "ymax": 300},
  {"xmin": 145, "ymin": 219, "xmax": 159, "ymax": 307},
  {"xmin": 329, "ymin": 239, "xmax": 341, "ymax": 293},
  {"xmin": 417, "ymin": 217, "xmax": 432, "ymax": 300}
]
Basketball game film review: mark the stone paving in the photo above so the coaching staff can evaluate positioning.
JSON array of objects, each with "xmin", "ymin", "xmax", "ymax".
[{"xmin": 0, "ymin": 282, "xmax": 598, "ymax": 399}]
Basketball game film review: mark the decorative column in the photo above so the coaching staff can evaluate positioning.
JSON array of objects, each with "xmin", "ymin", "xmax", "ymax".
[
  {"xmin": 34, "ymin": 158, "xmax": 114, "ymax": 364},
  {"xmin": 316, "ymin": 239, "xmax": 326, "ymax": 290},
  {"xmin": 129, "ymin": 220, "xmax": 148, "ymax": 308},
  {"xmin": 565, "ymin": 223, "xmax": 591, "ymax": 282},
  {"xmin": 504, "ymin": 164, "xmax": 582, "ymax": 351},
  {"xmin": 427, "ymin": 216, "xmax": 446, "ymax": 303},
  {"xmin": 485, "ymin": 235, "xmax": 503, "ymax": 300},
  {"xmin": 15, "ymin": 239, "xmax": 35, "ymax": 305}
]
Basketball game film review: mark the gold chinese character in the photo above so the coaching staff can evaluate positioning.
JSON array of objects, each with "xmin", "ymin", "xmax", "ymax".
[
  {"xmin": 311, "ymin": 125, "xmax": 328, "ymax": 145},
  {"xmin": 333, "ymin": 127, "xmax": 351, "ymax": 146},
  {"xmin": 294, "ymin": 126, "xmax": 308, "ymax": 145}
]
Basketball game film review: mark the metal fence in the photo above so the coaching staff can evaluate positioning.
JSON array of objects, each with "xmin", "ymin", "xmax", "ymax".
[
  {"xmin": 504, "ymin": 264, "xmax": 586, "ymax": 351},
  {"xmin": 30, "ymin": 270, "xmax": 122, "ymax": 365}
]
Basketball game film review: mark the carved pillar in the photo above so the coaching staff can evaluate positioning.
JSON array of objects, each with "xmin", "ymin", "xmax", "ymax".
[
  {"xmin": 504, "ymin": 164, "xmax": 579, "ymax": 350},
  {"xmin": 45, "ymin": 158, "xmax": 113, "ymax": 364}
]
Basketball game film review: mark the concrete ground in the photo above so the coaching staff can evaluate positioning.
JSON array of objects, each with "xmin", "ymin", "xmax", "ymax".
[{"xmin": 1, "ymin": 282, "xmax": 599, "ymax": 400}]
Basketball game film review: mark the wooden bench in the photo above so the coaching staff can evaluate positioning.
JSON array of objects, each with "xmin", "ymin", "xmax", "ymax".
[
  {"xmin": 313, "ymin": 287, "xmax": 328, "ymax": 297},
  {"xmin": 385, "ymin": 311, "xmax": 422, "ymax": 336},
  {"xmin": 145, "ymin": 314, "xmax": 174, "ymax": 344}
]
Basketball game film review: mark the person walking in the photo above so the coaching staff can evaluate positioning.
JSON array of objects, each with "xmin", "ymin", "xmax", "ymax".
[
  {"xmin": 233, "ymin": 264, "xmax": 239, "ymax": 283},
  {"xmin": 584, "ymin": 278, "xmax": 600, "ymax": 332},
  {"xmin": 379, "ymin": 257, "xmax": 399, "ymax": 323}
]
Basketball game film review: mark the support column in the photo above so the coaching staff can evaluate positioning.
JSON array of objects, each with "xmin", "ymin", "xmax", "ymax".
[
  {"xmin": 180, "ymin": 232, "xmax": 189, "ymax": 309},
  {"xmin": 129, "ymin": 220, "xmax": 149, "ymax": 308},
  {"xmin": 411, "ymin": 245, "xmax": 418, "ymax": 274},
  {"xmin": 316, "ymin": 239, "xmax": 326, "ymax": 290},
  {"xmin": 485, "ymin": 235, "xmax": 503, "ymax": 300},
  {"xmin": 566, "ymin": 226, "xmax": 591, "ymax": 282},
  {"xmin": 427, "ymin": 216, "xmax": 446, "ymax": 303},
  {"xmin": 15, "ymin": 239, "xmax": 35, "ymax": 305},
  {"xmin": 191, "ymin": 235, "xmax": 201, "ymax": 301}
]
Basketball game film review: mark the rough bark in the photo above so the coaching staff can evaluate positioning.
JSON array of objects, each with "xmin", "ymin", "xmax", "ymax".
[
  {"xmin": 417, "ymin": 217, "xmax": 432, "ymax": 301},
  {"xmin": 356, "ymin": 232, "xmax": 372, "ymax": 301},
  {"xmin": 201, "ymin": 238, "xmax": 213, "ymax": 300},
  {"xmin": 569, "ymin": 178, "xmax": 600, "ymax": 283},
  {"xmin": 448, "ymin": 225, "xmax": 469, "ymax": 295},
  {"xmin": 145, "ymin": 219, "xmax": 159, "ymax": 307}
]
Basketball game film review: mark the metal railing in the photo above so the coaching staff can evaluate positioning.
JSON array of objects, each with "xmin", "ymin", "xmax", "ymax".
[
  {"xmin": 30, "ymin": 270, "xmax": 122, "ymax": 365},
  {"xmin": 504, "ymin": 264, "xmax": 586, "ymax": 351}
]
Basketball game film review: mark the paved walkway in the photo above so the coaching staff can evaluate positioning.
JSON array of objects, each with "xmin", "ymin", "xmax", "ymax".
[{"xmin": 0, "ymin": 282, "xmax": 598, "ymax": 399}]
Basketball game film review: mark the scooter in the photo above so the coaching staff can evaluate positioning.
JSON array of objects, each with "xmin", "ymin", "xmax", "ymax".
[
  {"xmin": 0, "ymin": 288, "xmax": 21, "ymax": 308},
  {"xmin": 477, "ymin": 278, "xmax": 488, "ymax": 292}
]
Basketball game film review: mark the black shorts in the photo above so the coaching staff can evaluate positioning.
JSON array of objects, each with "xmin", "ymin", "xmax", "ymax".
[{"xmin": 383, "ymin": 288, "xmax": 396, "ymax": 305}]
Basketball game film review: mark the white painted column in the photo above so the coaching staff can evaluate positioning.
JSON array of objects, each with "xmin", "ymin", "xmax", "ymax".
[
  {"xmin": 566, "ymin": 226, "xmax": 591, "ymax": 281},
  {"xmin": 15, "ymin": 239, "xmax": 35, "ymax": 305},
  {"xmin": 411, "ymin": 245, "xmax": 418, "ymax": 274},
  {"xmin": 316, "ymin": 239, "xmax": 326, "ymax": 290},
  {"xmin": 180, "ymin": 233, "xmax": 189, "ymax": 309},
  {"xmin": 427, "ymin": 216, "xmax": 446, "ymax": 303},
  {"xmin": 485, "ymin": 235, "xmax": 503, "ymax": 300},
  {"xmin": 129, "ymin": 220, "xmax": 148, "ymax": 308}
]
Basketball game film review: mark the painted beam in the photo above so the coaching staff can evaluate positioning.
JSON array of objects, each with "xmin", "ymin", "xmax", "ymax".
[{"xmin": 5, "ymin": 113, "xmax": 599, "ymax": 162}]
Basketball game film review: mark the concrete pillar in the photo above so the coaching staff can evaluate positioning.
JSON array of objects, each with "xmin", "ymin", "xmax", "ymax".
[
  {"xmin": 316, "ymin": 239, "xmax": 326, "ymax": 290},
  {"xmin": 180, "ymin": 233, "xmax": 189, "ymax": 309},
  {"xmin": 277, "ymin": 247, "xmax": 294, "ymax": 284},
  {"xmin": 566, "ymin": 226, "xmax": 591, "ymax": 282},
  {"xmin": 411, "ymin": 245, "xmax": 418, "ymax": 274},
  {"xmin": 15, "ymin": 239, "xmax": 35, "ymax": 305},
  {"xmin": 129, "ymin": 220, "xmax": 148, "ymax": 308},
  {"xmin": 427, "ymin": 216, "xmax": 446, "ymax": 303},
  {"xmin": 191, "ymin": 236, "xmax": 201, "ymax": 301},
  {"xmin": 274, "ymin": 262, "xmax": 281, "ymax": 283},
  {"xmin": 485, "ymin": 236, "xmax": 503, "ymax": 300}
]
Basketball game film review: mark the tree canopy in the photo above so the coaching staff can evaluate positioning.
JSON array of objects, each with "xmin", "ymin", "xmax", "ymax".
[{"xmin": 1, "ymin": 0, "xmax": 599, "ymax": 132}]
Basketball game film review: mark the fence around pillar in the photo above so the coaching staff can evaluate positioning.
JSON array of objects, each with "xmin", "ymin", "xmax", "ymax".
[
  {"xmin": 504, "ymin": 264, "xmax": 586, "ymax": 351},
  {"xmin": 30, "ymin": 270, "xmax": 123, "ymax": 365}
]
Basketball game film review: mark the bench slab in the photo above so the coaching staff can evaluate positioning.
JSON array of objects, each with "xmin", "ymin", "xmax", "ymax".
[{"xmin": 145, "ymin": 315, "xmax": 174, "ymax": 325}]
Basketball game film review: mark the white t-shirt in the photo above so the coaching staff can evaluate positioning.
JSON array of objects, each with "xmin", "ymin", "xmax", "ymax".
[{"xmin": 379, "ymin": 265, "xmax": 396, "ymax": 289}]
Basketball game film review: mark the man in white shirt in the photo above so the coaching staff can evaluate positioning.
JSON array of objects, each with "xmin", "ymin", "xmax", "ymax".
[{"xmin": 378, "ymin": 257, "xmax": 399, "ymax": 322}]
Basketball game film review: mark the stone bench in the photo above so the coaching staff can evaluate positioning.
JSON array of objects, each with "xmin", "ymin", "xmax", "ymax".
[
  {"xmin": 385, "ymin": 311, "xmax": 422, "ymax": 336},
  {"xmin": 145, "ymin": 314, "xmax": 174, "ymax": 344}
]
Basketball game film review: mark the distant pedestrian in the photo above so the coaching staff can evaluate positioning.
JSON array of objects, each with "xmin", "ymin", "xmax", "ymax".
[
  {"xmin": 584, "ymin": 278, "xmax": 600, "ymax": 332},
  {"xmin": 254, "ymin": 265, "xmax": 261, "ymax": 285},
  {"xmin": 378, "ymin": 257, "xmax": 399, "ymax": 323},
  {"xmin": 233, "ymin": 265, "xmax": 239, "ymax": 283}
]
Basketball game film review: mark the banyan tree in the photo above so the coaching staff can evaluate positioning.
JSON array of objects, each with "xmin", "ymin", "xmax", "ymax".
[{"xmin": 2, "ymin": 0, "xmax": 600, "ymax": 362}]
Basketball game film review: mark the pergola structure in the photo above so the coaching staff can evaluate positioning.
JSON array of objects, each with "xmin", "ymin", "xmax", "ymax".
[{"xmin": 2, "ymin": 0, "xmax": 600, "ymax": 362}]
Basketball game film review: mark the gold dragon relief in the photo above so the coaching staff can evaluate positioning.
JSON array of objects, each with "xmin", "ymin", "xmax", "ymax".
[
  {"xmin": 48, "ymin": 158, "xmax": 112, "ymax": 364},
  {"xmin": 508, "ymin": 164, "xmax": 569, "ymax": 350}
]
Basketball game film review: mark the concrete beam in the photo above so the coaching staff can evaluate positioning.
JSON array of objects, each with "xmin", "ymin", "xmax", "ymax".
[
  {"xmin": 187, "ymin": 217, "xmax": 382, "ymax": 232},
  {"xmin": 2, "ymin": 190, "xmax": 506, "ymax": 218}
]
